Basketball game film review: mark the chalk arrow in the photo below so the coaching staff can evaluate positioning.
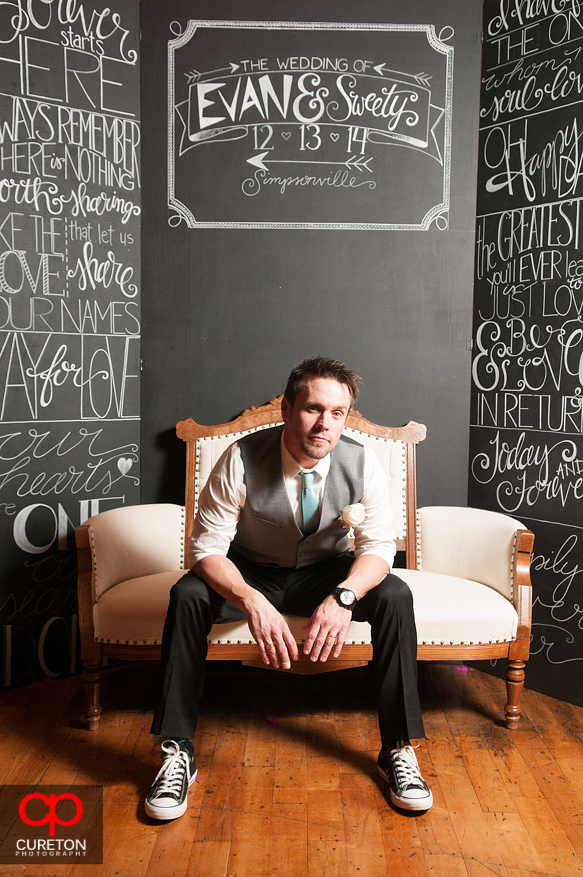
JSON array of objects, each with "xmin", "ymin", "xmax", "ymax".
[
  {"xmin": 372, "ymin": 64, "xmax": 432, "ymax": 87},
  {"xmin": 186, "ymin": 63, "xmax": 240, "ymax": 84},
  {"xmin": 246, "ymin": 152, "xmax": 373, "ymax": 173}
]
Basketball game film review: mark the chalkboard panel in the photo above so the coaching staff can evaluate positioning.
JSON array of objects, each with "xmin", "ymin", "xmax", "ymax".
[
  {"xmin": 0, "ymin": 0, "xmax": 141, "ymax": 687},
  {"xmin": 168, "ymin": 20, "xmax": 453, "ymax": 229},
  {"xmin": 469, "ymin": 0, "xmax": 583, "ymax": 705},
  {"xmin": 140, "ymin": 0, "xmax": 483, "ymax": 571}
]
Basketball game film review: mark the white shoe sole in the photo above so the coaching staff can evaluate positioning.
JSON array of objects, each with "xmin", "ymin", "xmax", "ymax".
[
  {"xmin": 145, "ymin": 768, "xmax": 198, "ymax": 820},
  {"xmin": 377, "ymin": 764, "xmax": 433, "ymax": 811}
]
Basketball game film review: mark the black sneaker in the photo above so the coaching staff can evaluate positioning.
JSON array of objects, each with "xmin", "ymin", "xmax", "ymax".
[
  {"xmin": 145, "ymin": 740, "xmax": 198, "ymax": 820},
  {"xmin": 377, "ymin": 741, "xmax": 433, "ymax": 811}
]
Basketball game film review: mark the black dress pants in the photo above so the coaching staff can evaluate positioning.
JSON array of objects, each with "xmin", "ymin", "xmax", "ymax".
[{"xmin": 151, "ymin": 552, "xmax": 425, "ymax": 747}]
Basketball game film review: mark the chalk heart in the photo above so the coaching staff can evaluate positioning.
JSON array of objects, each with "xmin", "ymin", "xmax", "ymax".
[
  {"xmin": 117, "ymin": 457, "xmax": 133, "ymax": 476},
  {"xmin": 281, "ymin": 131, "xmax": 291, "ymax": 140},
  {"xmin": 330, "ymin": 132, "xmax": 340, "ymax": 142}
]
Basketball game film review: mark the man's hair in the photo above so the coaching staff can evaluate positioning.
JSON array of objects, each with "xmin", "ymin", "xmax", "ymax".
[{"xmin": 284, "ymin": 357, "xmax": 361, "ymax": 409}]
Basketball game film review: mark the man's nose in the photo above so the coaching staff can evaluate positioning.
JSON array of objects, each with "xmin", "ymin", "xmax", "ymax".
[{"xmin": 316, "ymin": 411, "xmax": 330, "ymax": 430}]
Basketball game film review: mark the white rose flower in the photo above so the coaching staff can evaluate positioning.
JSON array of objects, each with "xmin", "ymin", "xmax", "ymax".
[{"xmin": 339, "ymin": 503, "xmax": 366, "ymax": 531}]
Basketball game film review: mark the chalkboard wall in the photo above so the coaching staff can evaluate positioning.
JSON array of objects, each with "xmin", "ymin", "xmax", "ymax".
[
  {"xmin": 140, "ymin": 0, "xmax": 483, "ymax": 521},
  {"xmin": 469, "ymin": 0, "xmax": 583, "ymax": 705},
  {"xmin": 0, "ymin": 0, "xmax": 141, "ymax": 687}
]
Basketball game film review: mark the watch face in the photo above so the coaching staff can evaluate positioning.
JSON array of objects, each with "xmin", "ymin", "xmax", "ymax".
[{"xmin": 339, "ymin": 590, "xmax": 355, "ymax": 606}]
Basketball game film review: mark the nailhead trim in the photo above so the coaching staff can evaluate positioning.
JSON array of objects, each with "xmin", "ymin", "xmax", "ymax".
[
  {"xmin": 419, "ymin": 638, "xmax": 511, "ymax": 645},
  {"xmin": 96, "ymin": 637, "xmax": 160, "ymax": 644}
]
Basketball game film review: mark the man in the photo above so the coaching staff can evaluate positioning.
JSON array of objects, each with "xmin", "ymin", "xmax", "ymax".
[{"xmin": 146, "ymin": 357, "xmax": 432, "ymax": 819}]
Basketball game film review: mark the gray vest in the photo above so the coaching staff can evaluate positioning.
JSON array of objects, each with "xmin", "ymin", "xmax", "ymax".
[{"xmin": 232, "ymin": 426, "xmax": 365, "ymax": 568}]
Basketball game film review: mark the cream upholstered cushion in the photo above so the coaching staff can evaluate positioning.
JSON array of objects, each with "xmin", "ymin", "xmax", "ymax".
[
  {"xmin": 93, "ymin": 568, "xmax": 517, "ymax": 648},
  {"xmin": 399, "ymin": 569, "xmax": 517, "ymax": 645},
  {"xmin": 416, "ymin": 506, "xmax": 525, "ymax": 601},
  {"xmin": 94, "ymin": 571, "xmax": 183, "ymax": 644},
  {"xmin": 87, "ymin": 504, "xmax": 185, "ymax": 598}
]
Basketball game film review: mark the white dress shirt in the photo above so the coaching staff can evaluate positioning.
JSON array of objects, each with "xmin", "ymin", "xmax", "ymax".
[{"xmin": 187, "ymin": 432, "xmax": 396, "ymax": 569}]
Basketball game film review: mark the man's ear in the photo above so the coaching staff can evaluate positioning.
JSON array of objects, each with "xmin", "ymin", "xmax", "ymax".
[{"xmin": 281, "ymin": 395, "xmax": 290, "ymax": 421}]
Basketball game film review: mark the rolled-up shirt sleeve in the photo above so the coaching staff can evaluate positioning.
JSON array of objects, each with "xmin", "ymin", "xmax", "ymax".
[
  {"xmin": 353, "ymin": 447, "xmax": 397, "ymax": 567},
  {"xmin": 186, "ymin": 442, "xmax": 245, "ymax": 569}
]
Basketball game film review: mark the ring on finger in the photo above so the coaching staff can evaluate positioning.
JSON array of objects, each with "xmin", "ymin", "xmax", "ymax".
[
  {"xmin": 265, "ymin": 643, "xmax": 275, "ymax": 650},
  {"xmin": 328, "ymin": 634, "xmax": 338, "ymax": 642}
]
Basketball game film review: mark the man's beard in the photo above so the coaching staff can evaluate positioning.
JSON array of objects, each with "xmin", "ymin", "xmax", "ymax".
[{"xmin": 298, "ymin": 436, "xmax": 329, "ymax": 460}]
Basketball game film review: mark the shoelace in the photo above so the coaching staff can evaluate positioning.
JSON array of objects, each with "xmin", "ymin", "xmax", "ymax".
[
  {"xmin": 391, "ymin": 742, "xmax": 425, "ymax": 789},
  {"xmin": 152, "ymin": 741, "xmax": 189, "ymax": 797}
]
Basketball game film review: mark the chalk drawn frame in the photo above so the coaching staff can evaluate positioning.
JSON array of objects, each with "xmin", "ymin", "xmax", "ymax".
[{"xmin": 168, "ymin": 20, "xmax": 454, "ymax": 230}]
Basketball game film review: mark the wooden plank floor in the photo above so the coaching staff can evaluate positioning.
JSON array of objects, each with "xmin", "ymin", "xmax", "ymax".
[{"xmin": 1, "ymin": 661, "xmax": 583, "ymax": 877}]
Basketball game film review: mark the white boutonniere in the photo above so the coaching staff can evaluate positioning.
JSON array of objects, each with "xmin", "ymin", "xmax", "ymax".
[{"xmin": 338, "ymin": 503, "xmax": 365, "ymax": 538}]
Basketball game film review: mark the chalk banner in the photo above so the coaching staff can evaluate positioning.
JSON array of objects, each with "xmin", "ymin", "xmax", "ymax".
[
  {"xmin": 0, "ymin": 0, "xmax": 140, "ymax": 687},
  {"xmin": 469, "ymin": 0, "xmax": 583, "ymax": 702},
  {"xmin": 168, "ymin": 20, "xmax": 454, "ymax": 229}
]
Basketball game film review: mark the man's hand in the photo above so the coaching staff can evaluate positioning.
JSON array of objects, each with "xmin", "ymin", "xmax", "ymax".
[
  {"xmin": 192, "ymin": 555, "xmax": 299, "ymax": 670},
  {"xmin": 301, "ymin": 594, "xmax": 353, "ymax": 662},
  {"xmin": 301, "ymin": 555, "xmax": 391, "ymax": 663},
  {"xmin": 244, "ymin": 591, "xmax": 300, "ymax": 670}
]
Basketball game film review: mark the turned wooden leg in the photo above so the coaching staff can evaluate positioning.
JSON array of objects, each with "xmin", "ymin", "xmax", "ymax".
[
  {"xmin": 504, "ymin": 659, "xmax": 526, "ymax": 730},
  {"xmin": 83, "ymin": 659, "xmax": 103, "ymax": 731}
]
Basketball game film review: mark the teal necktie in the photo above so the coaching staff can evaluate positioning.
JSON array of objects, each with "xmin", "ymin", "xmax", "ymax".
[{"xmin": 300, "ymin": 471, "xmax": 319, "ymax": 537}]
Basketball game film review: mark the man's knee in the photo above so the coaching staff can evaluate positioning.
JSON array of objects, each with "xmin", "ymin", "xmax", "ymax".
[
  {"xmin": 377, "ymin": 574, "xmax": 414, "ymax": 608},
  {"xmin": 170, "ymin": 572, "xmax": 216, "ymax": 611},
  {"xmin": 169, "ymin": 572, "xmax": 242, "ymax": 624},
  {"xmin": 354, "ymin": 573, "xmax": 414, "ymax": 622}
]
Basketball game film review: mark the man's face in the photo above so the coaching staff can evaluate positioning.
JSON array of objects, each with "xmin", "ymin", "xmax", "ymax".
[{"xmin": 281, "ymin": 377, "xmax": 351, "ymax": 468}]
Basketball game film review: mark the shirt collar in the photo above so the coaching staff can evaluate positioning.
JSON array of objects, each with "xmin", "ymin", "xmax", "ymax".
[{"xmin": 280, "ymin": 430, "xmax": 331, "ymax": 480}]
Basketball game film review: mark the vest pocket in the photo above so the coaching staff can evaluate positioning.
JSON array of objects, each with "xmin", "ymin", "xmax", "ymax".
[{"xmin": 247, "ymin": 512, "xmax": 283, "ymax": 528}]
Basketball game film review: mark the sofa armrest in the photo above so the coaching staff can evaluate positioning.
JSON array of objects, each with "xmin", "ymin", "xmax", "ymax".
[
  {"xmin": 416, "ymin": 506, "xmax": 531, "ymax": 603},
  {"xmin": 512, "ymin": 528, "xmax": 534, "ymax": 659},
  {"xmin": 76, "ymin": 522, "xmax": 100, "ymax": 662},
  {"xmin": 76, "ymin": 503, "xmax": 186, "ymax": 600}
]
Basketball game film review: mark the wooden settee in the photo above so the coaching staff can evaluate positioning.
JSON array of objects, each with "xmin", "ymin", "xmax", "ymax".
[{"xmin": 75, "ymin": 397, "xmax": 533, "ymax": 730}]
